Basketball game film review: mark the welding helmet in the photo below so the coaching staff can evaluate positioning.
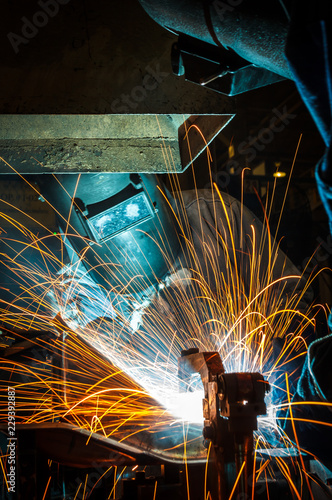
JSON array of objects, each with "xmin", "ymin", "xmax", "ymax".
[{"xmin": 37, "ymin": 173, "xmax": 180, "ymax": 295}]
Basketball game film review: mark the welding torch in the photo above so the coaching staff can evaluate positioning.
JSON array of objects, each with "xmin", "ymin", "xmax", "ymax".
[{"xmin": 178, "ymin": 348, "xmax": 270, "ymax": 500}]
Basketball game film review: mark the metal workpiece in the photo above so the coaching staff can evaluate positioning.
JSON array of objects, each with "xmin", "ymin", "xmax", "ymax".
[
  {"xmin": 178, "ymin": 349, "xmax": 269, "ymax": 500},
  {"xmin": 0, "ymin": 114, "xmax": 233, "ymax": 173}
]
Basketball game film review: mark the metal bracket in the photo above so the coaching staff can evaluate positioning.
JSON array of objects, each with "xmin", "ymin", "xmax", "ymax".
[{"xmin": 172, "ymin": 34, "xmax": 285, "ymax": 96}]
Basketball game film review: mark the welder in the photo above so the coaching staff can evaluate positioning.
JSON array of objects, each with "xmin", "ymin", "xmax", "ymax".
[{"xmin": 37, "ymin": 172, "xmax": 314, "ymax": 419}]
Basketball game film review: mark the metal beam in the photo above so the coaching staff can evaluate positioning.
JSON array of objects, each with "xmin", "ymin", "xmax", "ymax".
[{"xmin": 0, "ymin": 114, "xmax": 233, "ymax": 173}]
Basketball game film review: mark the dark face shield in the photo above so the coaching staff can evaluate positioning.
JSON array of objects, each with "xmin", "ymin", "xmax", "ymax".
[{"xmin": 37, "ymin": 173, "xmax": 180, "ymax": 296}]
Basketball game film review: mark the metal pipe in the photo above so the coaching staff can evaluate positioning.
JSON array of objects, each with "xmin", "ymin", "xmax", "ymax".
[{"xmin": 138, "ymin": 0, "xmax": 293, "ymax": 79}]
